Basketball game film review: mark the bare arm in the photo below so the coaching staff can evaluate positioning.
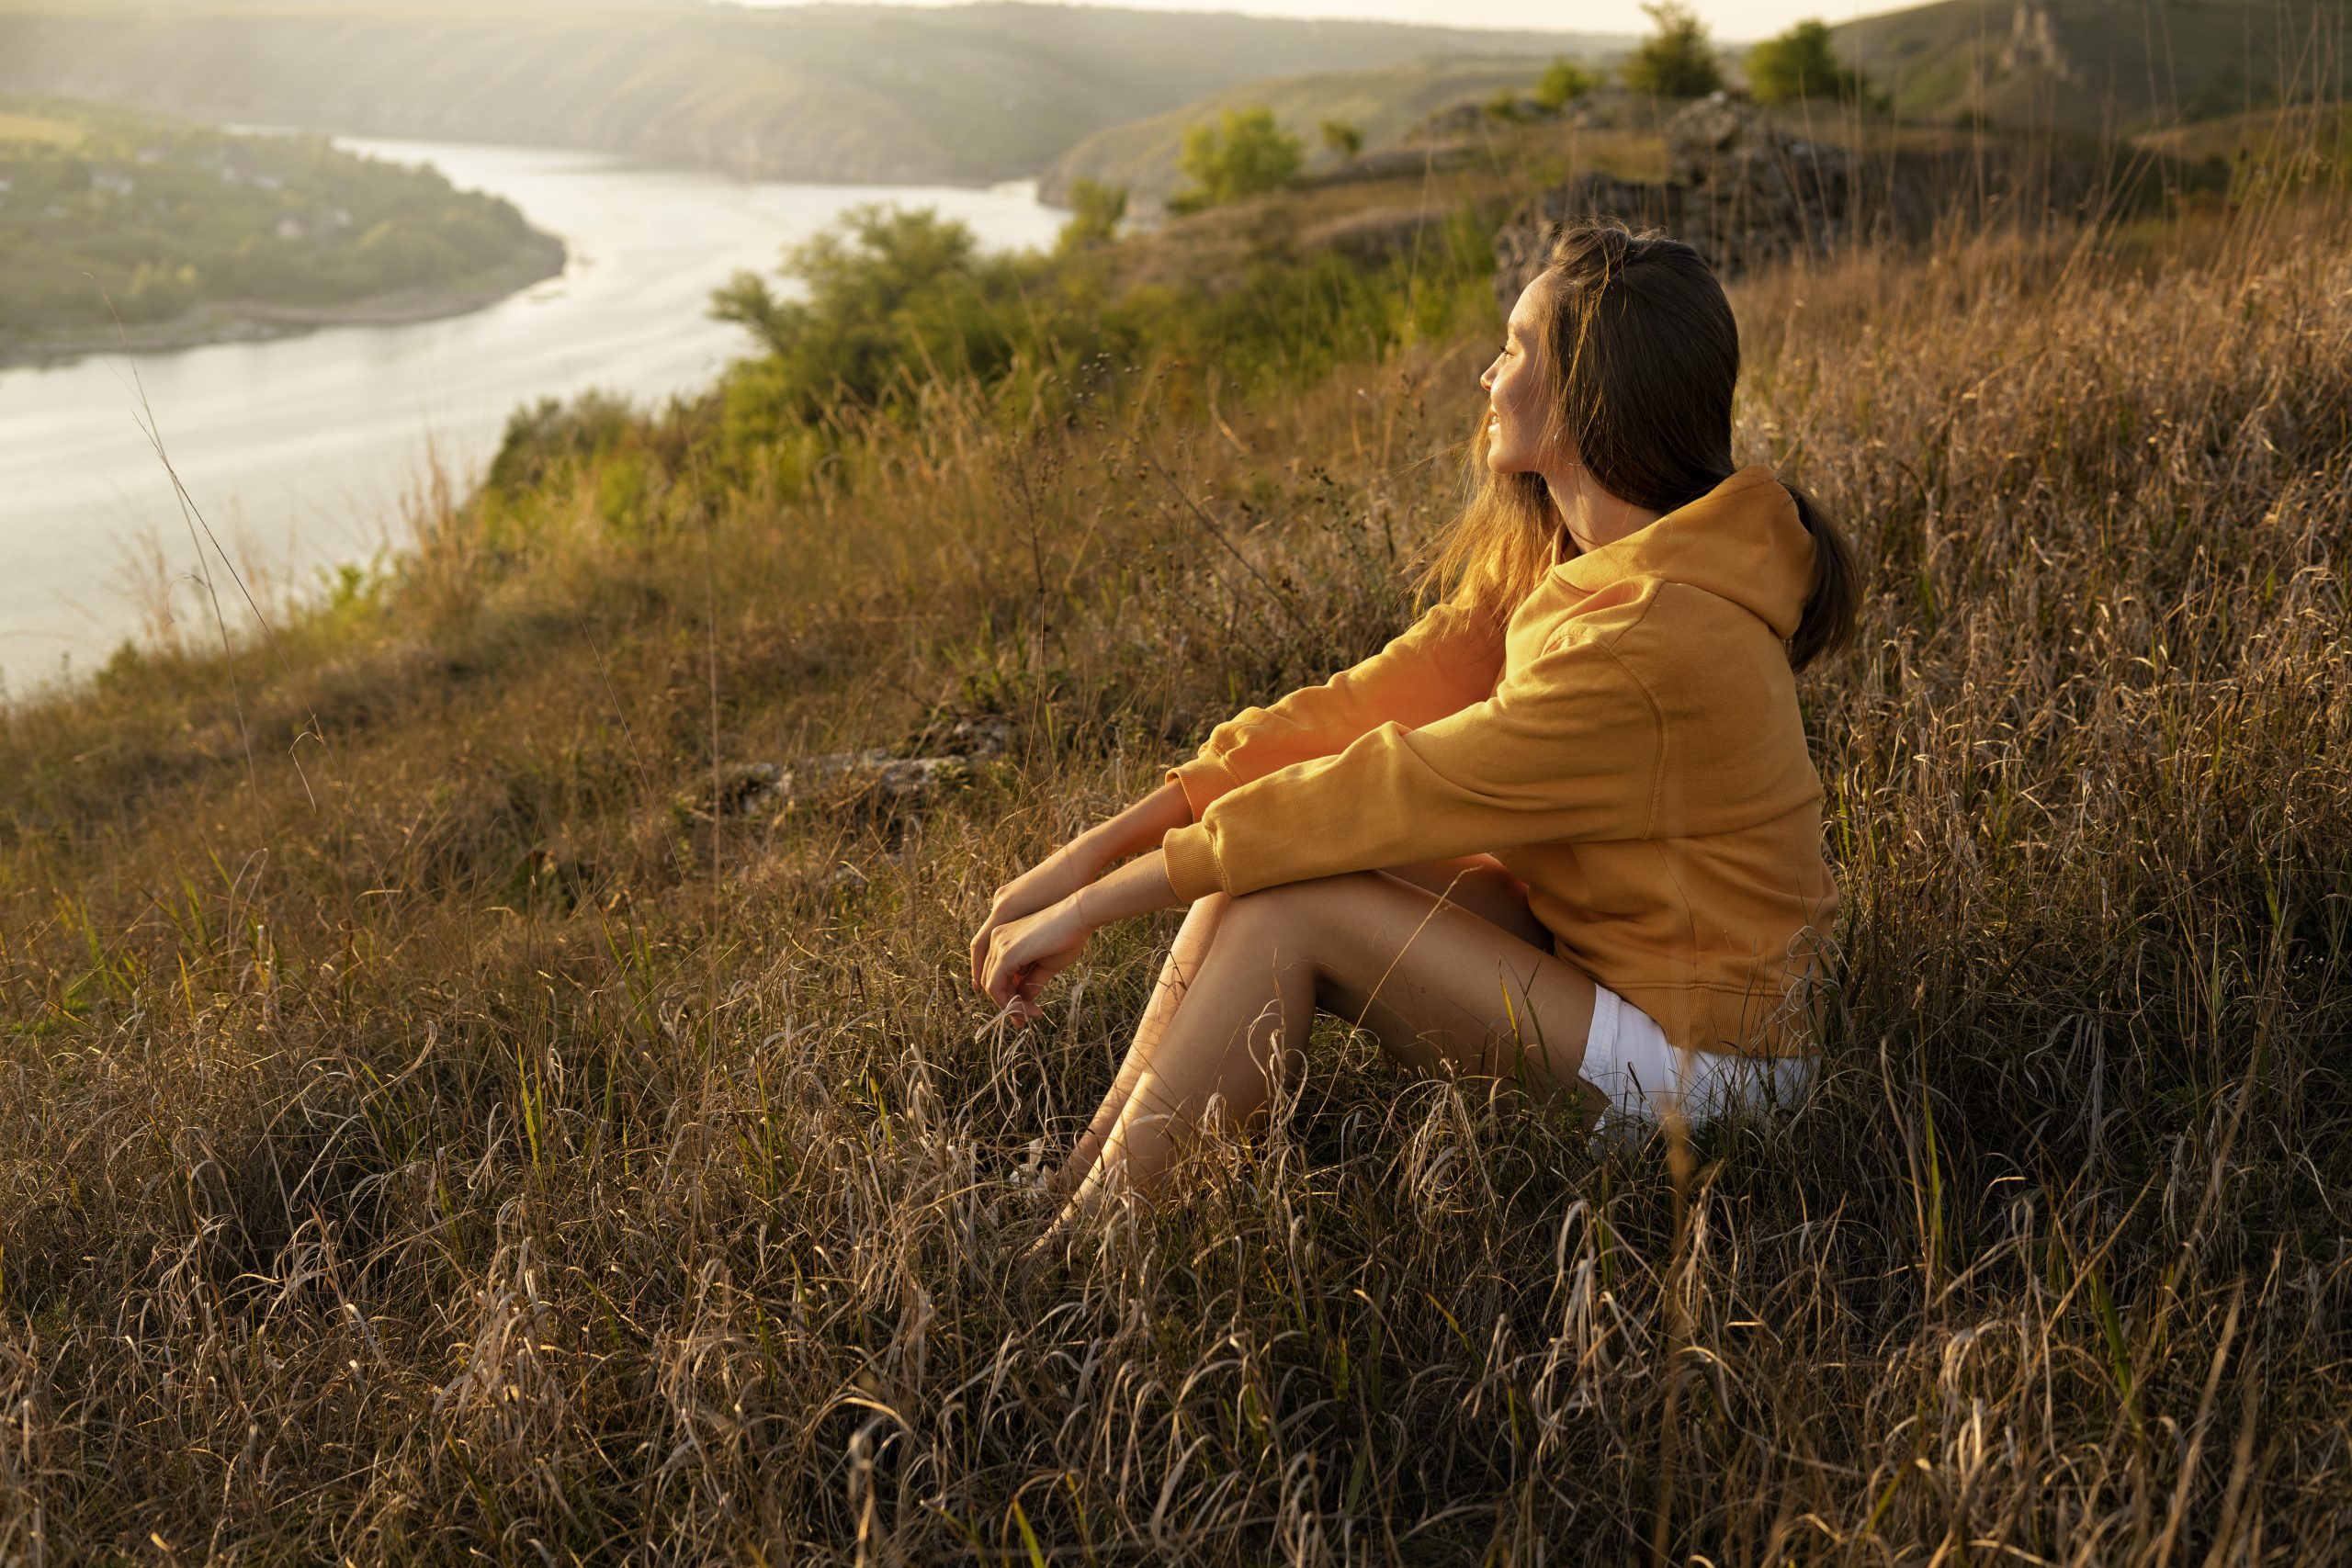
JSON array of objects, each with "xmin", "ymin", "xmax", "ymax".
[
  {"xmin": 1069, "ymin": 778, "xmax": 1193, "ymax": 875},
  {"xmin": 968, "ymin": 779, "xmax": 1193, "ymax": 997}
]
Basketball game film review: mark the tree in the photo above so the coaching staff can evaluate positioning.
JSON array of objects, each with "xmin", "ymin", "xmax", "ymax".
[
  {"xmin": 1319, "ymin": 118, "xmax": 1363, "ymax": 161},
  {"xmin": 1056, "ymin": 177, "xmax": 1127, "ymax": 252},
  {"xmin": 1172, "ymin": 107, "xmax": 1303, "ymax": 210},
  {"xmin": 1747, "ymin": 18, "xmax": 1871, "ymax": 106},
  {"xmin": 1533, "ymin": 56, "xmax": 1597, "ymax": 111},
  {"xmin": 1484, "ymin": 88, "xmax": 1526, "ymax": 123},
  {"xmin": 708, "ymin": 202, "xmax": 1018, "ymax": 414},
  {"xmin": 1620, "ymin": 1, "xmax": 1724, "ymax": 99}
]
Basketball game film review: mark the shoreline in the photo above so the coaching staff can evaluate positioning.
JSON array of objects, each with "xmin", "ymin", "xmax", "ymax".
[{"xmin": 0, "ymin": 231, "xmax": 569, "ymax": 371}]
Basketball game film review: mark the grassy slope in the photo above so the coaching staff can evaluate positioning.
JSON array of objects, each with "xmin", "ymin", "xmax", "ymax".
[
  {"xmin": 2, "ymin": 135, "xmax": 2350, "ymax": 1557},
  {"xmin": 0, "ymin": 0, "xmax": 1633, "ymax": 184},
  {"xmin": 2133, "ymin": 97, "xmax": 2352, "ymax": 160},
  {"xmin": 1835, "ymin": 0, "xmax": 2352, "ymax": 133}
]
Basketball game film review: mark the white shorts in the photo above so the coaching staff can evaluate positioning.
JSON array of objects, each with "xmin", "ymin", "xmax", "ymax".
[{"xmin": 1579, "ymin": 982, "xmax": 1816, "ymax": 1132}]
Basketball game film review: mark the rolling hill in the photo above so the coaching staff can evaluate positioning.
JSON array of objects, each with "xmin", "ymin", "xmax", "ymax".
[
  {"xmin": 1832, "ymin": 0, "xmax": 2352, "ymax": 135},
  {"xmin": 0, "ymin": 0, "xmax": 1634, "ymax": 186}
]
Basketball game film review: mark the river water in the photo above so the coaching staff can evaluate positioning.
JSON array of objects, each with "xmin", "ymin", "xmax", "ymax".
[{"xmin": 0, "ymin": 136, "xmax": 1067, "ymax": 695}]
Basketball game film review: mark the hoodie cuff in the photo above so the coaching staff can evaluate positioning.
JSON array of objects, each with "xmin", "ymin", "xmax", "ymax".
[
  {"xmin": 1167, "ymin": 752, "xmax": 1241, "ymax": 823},
  {"xmin": 1160, "ymin": 822, "xmax": 1227, "ymax": 902}
]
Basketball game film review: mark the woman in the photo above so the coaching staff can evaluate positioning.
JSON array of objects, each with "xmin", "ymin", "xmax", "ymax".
[{"xmin": 970, "ymin": 221, "xmax": 1858, "ymax": 1234}]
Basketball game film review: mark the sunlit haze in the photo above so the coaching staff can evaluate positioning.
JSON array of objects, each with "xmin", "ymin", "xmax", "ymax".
[{"xmin": 718, "ymin": 0, "xmax": 1903, "ymax": 43}]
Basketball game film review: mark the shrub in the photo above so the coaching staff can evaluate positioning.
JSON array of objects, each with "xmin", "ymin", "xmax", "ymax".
[
  {"xmin": 1621, "ymin": 0, "xmax": 1724, "ymax": 99},
  {"xmin": 1173, "ymin": 106, "xmax": 1303, "ymax": 209},
  {"xmin": 1533, "ymin": 56, "xmax": 1597, "ymax": 110},
  {"xmin": 1320, "ymin": 118, "xmax": 1363, "ymax": 161},
  {"xmin": 707, "ymin": 203, "xmax": 1031, "ymax": 422},
  {"xmin": 1747, "ymin": 18, "xmax": 1872, "ymax": 106},
  {"xmin": 1056, "ymin": 177, "xmax": 1127, "ymax": 252}
]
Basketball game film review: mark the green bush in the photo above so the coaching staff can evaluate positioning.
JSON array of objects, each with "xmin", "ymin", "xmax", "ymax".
[
  {"xmin": 695, "ymin": 189, "xmax": 1498, "ymax": 485},
  {"xmin": 1621, "ymin": 0, "xmax": 1724, "ymax": 99},
  {"xmin": 485, "ymin": 389, "xmax": 639, "ymax": 501},
  {"xmin": 707, "ymin": 204, "xmax": 1035, "ymax": 422},
  {"xmin": 1056, "ymin": 177, "xmax": 1127, "ymax": 252},
  {"xmin": 1173, "ymin": 107, "xmax": 1303, "ymax": 210},
  {"xmin": 1533, "ymin": 56, "xmax": 1597, "ymax": 111},
  {"xmin": 1747, "ymin": 19, "xmax": 1873, "ymax": 106}
]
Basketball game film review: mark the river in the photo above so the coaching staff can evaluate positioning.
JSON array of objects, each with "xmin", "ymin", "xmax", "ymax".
[{"xmin": 0, "ymin": 136, "xmax": 1068, "ymax": 696}]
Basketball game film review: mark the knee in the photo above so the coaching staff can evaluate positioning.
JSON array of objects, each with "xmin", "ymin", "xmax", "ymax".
[
  {"xmin": 1184, "ymin": 889, "xmax": 1234, "ymax": 921},
  {"xmin": 1220, "ymin": 872, "xmax": 1381, "ymax": 945}
]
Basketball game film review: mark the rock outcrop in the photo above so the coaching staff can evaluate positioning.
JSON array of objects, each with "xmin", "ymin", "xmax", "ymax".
[
  {"xmin": 1491, "ymin": 94, "xmax": 1935, "ymax": 307},
  {"xmin": 683, "ymin": 713, "xmax": 1018, "ymax": 836}
]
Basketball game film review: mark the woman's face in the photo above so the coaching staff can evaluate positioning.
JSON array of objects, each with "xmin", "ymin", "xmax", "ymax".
[{"xmin": 1479, "ymin": 275, "xmax": 1559, "ymax": 475}]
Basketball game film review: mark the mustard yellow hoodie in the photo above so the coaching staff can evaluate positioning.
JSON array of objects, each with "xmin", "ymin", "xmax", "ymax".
[{"xmin": 1159, "ymin": 464, "xmax": 1839, "ymax": 1060}]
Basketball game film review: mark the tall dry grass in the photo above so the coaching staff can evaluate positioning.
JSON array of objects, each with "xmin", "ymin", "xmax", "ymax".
[{"xmin": 0, "ymin": 174, "xmax": 2347, "ymax": 1562}]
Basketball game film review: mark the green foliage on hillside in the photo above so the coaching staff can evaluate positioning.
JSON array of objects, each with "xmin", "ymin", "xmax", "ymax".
[
  {"xmin": 1533, "ymin": 56, "xmax": 1598, "ymax": 111},
  {"xmin": 1171, "ymin": 107, "xmax": 1305, "ymax": 214},
  {"xmin": 1620, "ymin": 1, "xmax": 1725, "ymax": 100},
  {"xmin": 481, "ymin": 187, "xmax": 1499, "ymax": 513},
  {"xmin": 1056, "ymin": 177, "xmax": 1128, "ymax": 252},
  {"xmin": 0, "ymin": 94, "xmax": 548, "ymax": 340},
  {"xmin": 1747, "ymin": 19, "xmax": 1877, "ymax": 107}
]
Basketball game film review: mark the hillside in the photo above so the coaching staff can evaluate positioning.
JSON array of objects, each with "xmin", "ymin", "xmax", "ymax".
[
  {"xmin": 1038, "ymin": 58, "xmax": 1575, "ymax": 217},
  {"xmin": 1833, "ymin": 0, "xmax": 2352, "ymax": 134},
  {"xmin": 0, "ymin": 0, "xmax": 1634, "ymax": 186},
  {"xmin": 2132, "ymin": 97, "xmax": 2352, "ymax": 163},
  {"xmin": 2, "ymin": 78, "xmax": 2349, "ymax": 1550},
  {"xmin": 0, "ymin": 94, "xmax": 564, "ymax": 363}
]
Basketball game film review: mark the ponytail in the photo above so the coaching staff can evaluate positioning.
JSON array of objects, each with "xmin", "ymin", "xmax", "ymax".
[{"xmin": 1783, "ymin": 482, "xmax": 1859, "ymax": 674}]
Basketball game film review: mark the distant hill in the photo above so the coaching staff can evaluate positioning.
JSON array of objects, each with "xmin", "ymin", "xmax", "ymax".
[
  {"xmin": 1038, "ymin": 58, "xmax": 1578, "ymax": 217},
  {"xmin": 1832, "ymin": 0, "xmax": 2352, "ymax": 134},
  {"xmin": 0, "ymin": 93, "xmax": 563, "ymax": 365},
  {"xmin": 0, "ymin": 0, "xmax": 1634, "ymax": 186}
]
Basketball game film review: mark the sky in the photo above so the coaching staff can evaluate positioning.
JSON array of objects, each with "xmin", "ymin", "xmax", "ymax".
[{"xmin": 721, "ymin": 0, "xmax": 1909, "ymax": 45}]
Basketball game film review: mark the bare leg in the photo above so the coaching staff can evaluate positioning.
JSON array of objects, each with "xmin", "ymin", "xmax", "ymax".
[
  {"xmin": 1052, "ymin": 865, "xmax": 1600, "ymax": 1228},
  {"xmin": 1036, "ymin": 890, "xmax": 1231, "ymax": 1203},
  {"xmin": 1037, "ymin": 856, "xmax": 1539, "ymax": 1204}
]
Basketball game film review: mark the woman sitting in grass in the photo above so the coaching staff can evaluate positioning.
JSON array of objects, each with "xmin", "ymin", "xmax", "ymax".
[{"xmin": 971, "ymin": 220, "xmax": 1858, "ymax": 1238}]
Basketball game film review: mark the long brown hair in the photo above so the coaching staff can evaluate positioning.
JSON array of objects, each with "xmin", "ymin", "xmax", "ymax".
[{"xmin": 1408, "ymin": 220, "xmax": 1858, "ymax": 673}]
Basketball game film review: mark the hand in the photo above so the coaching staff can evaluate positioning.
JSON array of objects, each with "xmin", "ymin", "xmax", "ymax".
[
  {"xmin": 970, "ymin": 845, "xmax": 1098, "ymax": 997},
  {"xmin": 977, "ymin": 894, "xmax": 1095, "ymax": 1027}
]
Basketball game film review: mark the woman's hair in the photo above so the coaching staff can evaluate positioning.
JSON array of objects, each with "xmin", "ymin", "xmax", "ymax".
[{"xmin": 1408, "ymin": 220, "xmax": 1859, "ymax": 673}]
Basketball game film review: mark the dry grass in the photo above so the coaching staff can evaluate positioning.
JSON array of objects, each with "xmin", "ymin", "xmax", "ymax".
[{"xmin": 1, "ymin": 174, "xmax": 2348, "ymax": 1562}]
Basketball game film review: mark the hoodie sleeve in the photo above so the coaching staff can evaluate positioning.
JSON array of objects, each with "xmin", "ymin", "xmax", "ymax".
[
  {"xmin": 1166, "ymin": 586, "xmax": 1507, "ymax": 822},
  {"xmin": 1159, "ymin": 625, "xmax": 1662, "ymax": 902}
]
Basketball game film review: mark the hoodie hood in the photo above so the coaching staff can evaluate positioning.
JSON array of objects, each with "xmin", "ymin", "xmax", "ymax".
[{"xmin": 1554, "ymin": 465, "xmax": 1815, "ymax": 640}]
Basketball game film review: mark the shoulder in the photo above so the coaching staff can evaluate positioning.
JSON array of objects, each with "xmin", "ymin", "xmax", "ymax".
[
  {"xmin": 1533, "ymin": 574, "xmax": 1667, "ymax": 658},
  {"xmin": 1610, "ymin": 581, "xmax": 1797, "ymax": 688}
]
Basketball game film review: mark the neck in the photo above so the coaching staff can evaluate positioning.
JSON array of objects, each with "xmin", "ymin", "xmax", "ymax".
[{"xmin": 1544, "ymin": 463, "xmax": 1662, "ymax": 557}]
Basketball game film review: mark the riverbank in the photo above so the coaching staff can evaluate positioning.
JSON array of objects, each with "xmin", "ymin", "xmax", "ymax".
[
  {"xmin": 0, "ymin": 228, "xmax": 566, "ymax": 368},
  {"xmin": 1, "ymin": 94, "xmax": 572, "ymax": 368}
]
